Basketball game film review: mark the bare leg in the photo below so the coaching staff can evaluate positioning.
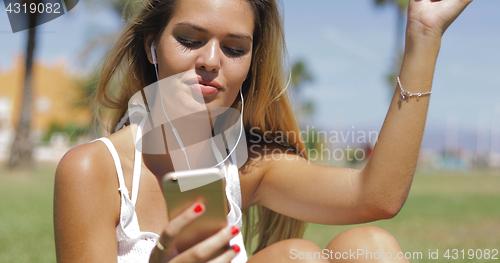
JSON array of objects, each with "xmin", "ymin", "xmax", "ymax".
[{"xmin": 324, "ymin": 226, "xmax": 409, "ymax": 262}]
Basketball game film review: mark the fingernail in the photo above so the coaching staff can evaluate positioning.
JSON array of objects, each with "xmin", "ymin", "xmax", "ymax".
[
  {"xmin": 231, "ymin": 226, "xmax": 239, "ymax": 235},
  {"xmin": 194, "ymin": 204, "xmax": 203, "ymax": 213},
  {"xmin": 232, "ymin": 244, "xmax": 240, "ymax": 253}
]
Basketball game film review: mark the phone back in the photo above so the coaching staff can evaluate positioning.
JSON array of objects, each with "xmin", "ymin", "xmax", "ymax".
[{"xmin": 163, "ymin": 175, "xmax": 228, "ymax": 252}]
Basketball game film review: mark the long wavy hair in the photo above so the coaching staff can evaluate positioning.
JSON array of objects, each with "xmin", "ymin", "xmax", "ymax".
[{"xmin": 96, "ymin": 0, "xmax": 308, "ymax": 254}]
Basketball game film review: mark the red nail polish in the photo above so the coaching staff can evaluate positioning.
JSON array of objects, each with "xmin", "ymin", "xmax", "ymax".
[
  {"xmin": 232, "ymin": 244, "xmax": 240, "ymax": 253},
  {"xmin": 194, "ymin": 205, "xmax": 202, "ymax": 213},
  {"xmin": 231, "ymin": 226, "xmax": 239, "ymax": 235}
]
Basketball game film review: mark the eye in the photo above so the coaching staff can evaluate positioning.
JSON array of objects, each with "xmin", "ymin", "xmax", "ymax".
[
  {"xmin": 177, "ymin": 37, "xmax": 201, "ymax": 48},
  {"xmin": 224, "ymin": 47, "xmax": 246, "ymax": 57}
]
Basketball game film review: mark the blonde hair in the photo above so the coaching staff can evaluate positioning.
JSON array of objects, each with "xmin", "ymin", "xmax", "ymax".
[{"xmin": 96, "ymin": 0, "xmax": 308, "ymax": 255}]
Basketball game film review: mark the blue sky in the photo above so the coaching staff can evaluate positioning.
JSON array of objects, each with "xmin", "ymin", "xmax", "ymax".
[{"xmin": 1, "ymin": 0, "xmax": 499, "ymax": 138}]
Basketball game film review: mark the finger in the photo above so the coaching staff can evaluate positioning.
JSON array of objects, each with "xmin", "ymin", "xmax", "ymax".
[
  {"xmin": 454, "ymin": 0, "xmax": 474, "ymax": 14},
  {"xmin": 441, "ymin": 0, "xmax": 474, "ymax": 31},
  {"xmin": 452, "ymin": 0, "xmax": 474, "ymax": 7},
  {"xmin": 160, "ymin": 202, "xmax": 205, "ymax": 252},
  {"xmin": 206, "ymin": 245, "xmax": 240, "ymax": 263},
  {"xmin": 184, "ymin": 225, "xmax": 240, "ymax": 262},
  {"xmin": 437, "ymin": 0, "xmax": 473, "ymax": 11}
]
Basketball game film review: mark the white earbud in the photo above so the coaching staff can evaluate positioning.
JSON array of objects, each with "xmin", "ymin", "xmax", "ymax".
[
  {"xmin": 151, "ymin": 41, "xmax": 160, "ymax": 82},
  {"xmin": 151, "ymin": 41, "xmax": 157, "ymax": 65}
]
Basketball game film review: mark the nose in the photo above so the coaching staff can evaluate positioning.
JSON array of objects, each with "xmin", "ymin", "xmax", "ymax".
[{"xmin": 195, "ymin": 40, "xmax": 221, "ymax": 73}]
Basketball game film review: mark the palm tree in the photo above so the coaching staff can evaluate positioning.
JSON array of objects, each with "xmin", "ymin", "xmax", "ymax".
[
  {"xmin": 291, "ymin": 60, "xmax": 313, "ymax": 91},
  {"xmin": 289, "ymin": 59, "xmax": 323, "ymax": 156},
  {"xmin": 9, "ymin": 0, "xmax": 43, "ymax": 168},
  {"xmin": 73, "ymin": 70, "xmax": 103, "ymax": 139},
  {"xmin": 290, "ymin": 59, "xmax": 314, "ymax": 123},
  {"xmin": 374, "ymin": 0, "xmax": 409, "ymax": 93}
]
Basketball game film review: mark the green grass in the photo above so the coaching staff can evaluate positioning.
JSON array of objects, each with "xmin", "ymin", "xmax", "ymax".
[
  {"xmin": 0, "ymin": 167, "xmax": 499, "ymax": 262},
  {"xmin": 304, "ymin": 170, "xmax": 500, "ymax": 262},
  {"xmin": 0, "ymin": 165, "xmax": 56, "ymax": 263}
]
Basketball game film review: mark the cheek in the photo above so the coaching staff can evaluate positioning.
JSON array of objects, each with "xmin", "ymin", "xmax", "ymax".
[
  {"xmin": 158, "ymin": 40, "xmax": 196, "ymax": 77},
  {"xmin": 227, "ymin": 57, "xmax": 252, "ymax": 85},
  {"xmin": 224, "ymin": 60, "xmax": 251, "ymax": 105}
]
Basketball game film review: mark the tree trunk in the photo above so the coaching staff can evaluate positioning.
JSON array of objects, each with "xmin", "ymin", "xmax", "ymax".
[
  {"xmin": 386, "ymin": 7, "xmax": 407, "ymax": 101},
  {"xmin": 394, "ymin": 9, "xmax": 405, "ymax": 77},
  {"xmin": 8, "ymin": 10, "xmax": 39, "ymax": 168}
]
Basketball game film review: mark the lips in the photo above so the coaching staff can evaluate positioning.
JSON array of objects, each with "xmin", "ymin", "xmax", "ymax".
[
  {"xmin": 185, "ymin": 78, "xmax": 222, "ymax": 96},
  {"xmin": 191, "ymin": 83, "xmax": 220, "ymax": 95}
]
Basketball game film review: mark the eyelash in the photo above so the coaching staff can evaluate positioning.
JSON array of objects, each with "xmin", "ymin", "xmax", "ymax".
[
  {"xmin": 177, "ymin": 37, "xmax": 200, "ymax": 47},
  {"xmin": 225, "ymin": 47, "xmax": 246, "ymax": 56},
  {"xmin": 177, "ymin": 37, "xmax": 246, "ymax": 57}
]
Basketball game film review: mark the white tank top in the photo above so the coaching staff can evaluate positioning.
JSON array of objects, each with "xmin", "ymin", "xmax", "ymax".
[{"xmin": 94, "ymin": 137, "xmax": 248, "ymax": 263}]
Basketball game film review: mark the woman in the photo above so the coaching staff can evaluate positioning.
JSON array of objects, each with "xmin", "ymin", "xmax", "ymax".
[{"xmin": 54, "ymin": 0, "xmax": 472, "ymax": 262}]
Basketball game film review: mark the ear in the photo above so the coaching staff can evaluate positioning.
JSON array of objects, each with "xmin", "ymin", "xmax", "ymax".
[{"xmin": 144, "ymin": 35, "xmax": 156, "ymax": 65}]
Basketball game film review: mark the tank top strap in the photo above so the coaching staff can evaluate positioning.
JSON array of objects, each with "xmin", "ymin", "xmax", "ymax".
[
  {"xmin": 130, "ymin": 145, "xmax": 142, "ymax": 205},
  {"xmin": 227, "ymin": 151, "xmax": 243, "ymax": 208},
  {"xmin": 93, "ymin": 138, "xmax": 129, "ymax": 197},
  {"xmin": 130, "ymin": 118, "xmax": 146, "ymax": 206},
  {"xmin": 227, "ymin": 136, "xmax": 243, "ymax": 207},
  {"xmin": 224, "ymin": 140, "xmax": 247, "ymax": 263}
]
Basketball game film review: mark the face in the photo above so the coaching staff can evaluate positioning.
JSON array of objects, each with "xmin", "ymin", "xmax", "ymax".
[{"xmin": 146, "ymin": 0, "xmax": 254, "ymax": 116}]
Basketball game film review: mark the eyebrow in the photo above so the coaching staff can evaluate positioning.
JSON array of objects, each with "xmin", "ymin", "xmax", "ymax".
[{"xmin": 175, "ymin": 22, "xmax": 253, "ymax": 41}]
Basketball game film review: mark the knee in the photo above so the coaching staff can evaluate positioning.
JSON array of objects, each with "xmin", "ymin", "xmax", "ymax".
[
  {"xmin": 326, "ymin": 226, "xmax": 400, "ymax": 251},
  {"xmin": 341, "ymin": 226, "xmax": 396, "ymax": 243}
]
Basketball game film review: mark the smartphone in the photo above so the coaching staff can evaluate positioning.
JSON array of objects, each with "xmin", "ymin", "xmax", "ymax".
[{"xmin": 162, "ymin": 168, "xmax": 229, "ymax": 253}]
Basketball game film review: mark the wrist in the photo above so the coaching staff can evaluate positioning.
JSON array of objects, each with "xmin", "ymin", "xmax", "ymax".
[
  {"xmin": 406, "ymin": 15, "xmax": 445, "ymax": 39},
  {"xmin": 399, "ymin": 26, "xmax": 442, "ymax": 94},
  {"xmin": 404, "ymin": 28, "xmax": 441, "ymax": 58},
  {"xmin": 405, "ymin": 19, "xmax": 443, "ymax": 47}
]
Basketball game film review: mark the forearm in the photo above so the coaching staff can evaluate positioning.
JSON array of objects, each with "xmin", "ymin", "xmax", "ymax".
[{"xmin": 359, "ymin": 32, "xmax": 441, "ymax": 217}]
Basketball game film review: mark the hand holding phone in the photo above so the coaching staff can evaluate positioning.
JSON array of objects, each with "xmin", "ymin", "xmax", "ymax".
[
  {"xmin": 149, "ymin": 202, "xmax": 241, "ymax": 263},
  {"xmin": 153, "ymin": 168, "xmax": 233, "ymax": 262}
]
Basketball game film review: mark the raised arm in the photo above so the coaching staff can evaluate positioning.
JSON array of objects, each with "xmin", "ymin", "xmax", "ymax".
[
  {"xmin": 252, "ymin": 0, "xmax": 473, "ymax": 225},
  {"xmin": 358, "ymin": 0, "xmax": 473, "ymax": 216}
]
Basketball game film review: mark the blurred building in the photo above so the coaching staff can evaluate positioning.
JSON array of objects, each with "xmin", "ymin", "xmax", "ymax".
[{"xmin": 0, "ymin": 54, "xmax": 91, "ymax": 162}]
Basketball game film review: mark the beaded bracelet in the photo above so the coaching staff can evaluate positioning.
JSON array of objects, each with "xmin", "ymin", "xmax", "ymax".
[{"xmin": 397, "ymin": 76, "xmax": 432, "ymax": 102}]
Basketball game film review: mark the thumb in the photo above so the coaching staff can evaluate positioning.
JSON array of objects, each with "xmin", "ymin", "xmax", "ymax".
[{"xmin": 441, "ymin": 0, "xmax": 473, "ymax": 34}]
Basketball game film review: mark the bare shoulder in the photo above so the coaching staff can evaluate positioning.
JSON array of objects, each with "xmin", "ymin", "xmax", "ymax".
[
  {"xmin": 54, "ymin": 138, "xmax": 121, "ymax": 262},
  {"xmin": 55, "ymin": 126, "xmax": 133, "ymax": 195},
  {"xmin": 55, "ymin": 139, "xmax": 118, "ymax": 196}
]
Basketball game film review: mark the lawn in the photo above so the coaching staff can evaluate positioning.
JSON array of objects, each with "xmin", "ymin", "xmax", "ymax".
[
  {"xmin": 0, "ymin": 165, "xmax": 57, "ymax": 263},
  {"xmin": 0, "ymin": 166, "xmax": 499, "ymax": 262},
  {"xmin": 304, "ymin": 170, "xmax": 500, "ymax": 262}
]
